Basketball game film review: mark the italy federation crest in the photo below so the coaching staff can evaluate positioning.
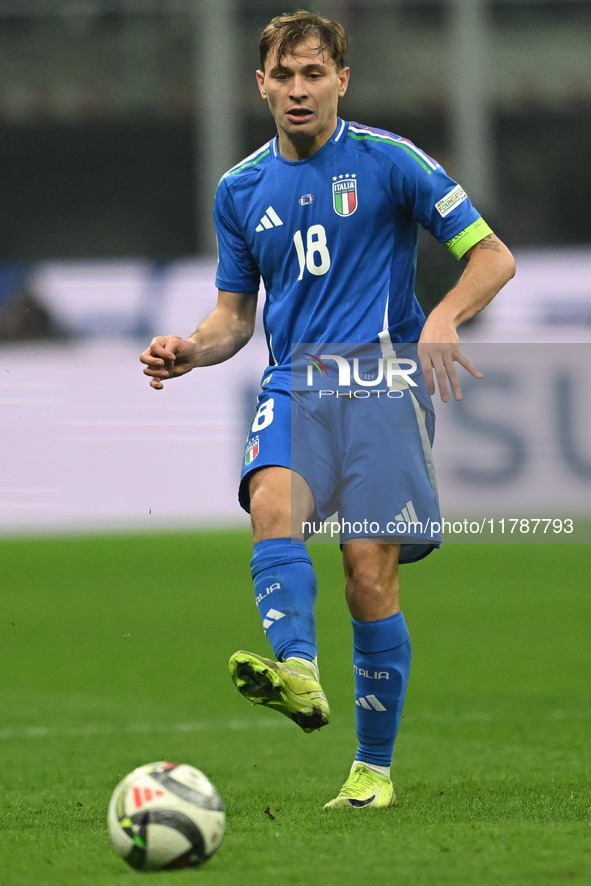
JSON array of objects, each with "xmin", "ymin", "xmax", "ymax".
[
  {"xmin": 245, "ymin": 436, "xmax": 259, "ymax": 465},
  {"xmin": 332, "ymin": 175, "xmax": 358, "ymax": 216}
]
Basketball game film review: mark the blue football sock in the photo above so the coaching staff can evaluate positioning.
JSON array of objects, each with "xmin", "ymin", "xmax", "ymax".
[
  {"xmin": 251, "ymin": 538, "xmax": 318, "ymax": 664},
  {"xmin": 352, "ymin": 611, "xmax": 411, "ymax": 768}
]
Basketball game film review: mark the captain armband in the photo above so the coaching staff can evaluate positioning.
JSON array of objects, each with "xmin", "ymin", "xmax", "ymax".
[{"xmin": 445, "ymin": 217, "xmax": 493, "ymax": 260}]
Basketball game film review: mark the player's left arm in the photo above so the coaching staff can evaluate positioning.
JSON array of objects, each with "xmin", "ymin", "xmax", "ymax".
[{"xmin": 418, "ymin": 232, "xmax": 516, "ymax": 402}]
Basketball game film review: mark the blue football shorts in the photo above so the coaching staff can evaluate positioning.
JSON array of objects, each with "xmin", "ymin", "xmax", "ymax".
[{"xmin": 239, "ymin": 385, "xmax": 441, "ymax": 563}]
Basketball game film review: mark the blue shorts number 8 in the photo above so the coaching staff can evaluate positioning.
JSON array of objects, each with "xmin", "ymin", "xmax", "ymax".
[{"xmin": 239, "ymin": 385, "xmax": 441, "ymax": 563}]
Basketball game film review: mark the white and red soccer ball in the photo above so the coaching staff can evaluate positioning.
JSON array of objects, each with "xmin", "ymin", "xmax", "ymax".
[{"xmin": 108, "ymin": 761, "xmax": 225, "ymax": 871}]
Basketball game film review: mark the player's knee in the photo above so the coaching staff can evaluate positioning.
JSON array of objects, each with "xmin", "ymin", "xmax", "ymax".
[
  {"xmin": 345, "ymin": 579, "xmax": 400, "ymax": 621},
  {"xmin": 345, "ymin": 566, "xmax": 396, "ymax": 602},
  {"xmin": 248, "ymin": 467, "xmax": 314, "ymax": 542},
  {"xmin": 248, "ymin": 472, "xmax": 293, "ymax": 540},
  {"xmin": 343, "ymin": 549, "xmax": 400, "ymax": 620}
]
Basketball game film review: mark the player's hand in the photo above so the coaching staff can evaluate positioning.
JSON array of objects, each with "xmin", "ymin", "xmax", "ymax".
[
  {"xmin": 417, "ymin": 322, "xmax": 482, "ymax": 402},
  {"xmin": 139, "ymin": 335, "xmax": 198, "ymax": 390}
]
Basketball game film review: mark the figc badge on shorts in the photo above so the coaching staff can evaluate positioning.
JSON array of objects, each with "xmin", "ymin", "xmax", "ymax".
[{"xmin": 245, "ymin": 436, "xmax": 259, "ymax": 465}]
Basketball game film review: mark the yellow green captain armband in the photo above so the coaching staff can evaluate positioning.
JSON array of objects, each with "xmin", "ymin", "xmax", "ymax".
[{"xmin": 445, "ymin": 217, "xmax": 493, "ymax": 260}]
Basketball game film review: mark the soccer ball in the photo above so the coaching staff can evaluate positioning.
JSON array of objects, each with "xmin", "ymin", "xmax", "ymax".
[{"xmin": 107, "ymin": 761, "xmax": 225, "ymax": 871}]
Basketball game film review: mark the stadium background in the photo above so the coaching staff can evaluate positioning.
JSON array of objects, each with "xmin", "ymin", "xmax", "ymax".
[
  {"xmin": 0, "ymin": 3, "xmax": 590, "ymax": 885},
  {"xmin": 0, "ymin": 0, "xmax": 590, "ymax": 535}
]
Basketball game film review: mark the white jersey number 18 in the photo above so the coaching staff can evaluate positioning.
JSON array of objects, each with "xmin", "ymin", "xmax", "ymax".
[{"xmin": 293, "ymin": 225, "xmax": 331, "ymax": 280}]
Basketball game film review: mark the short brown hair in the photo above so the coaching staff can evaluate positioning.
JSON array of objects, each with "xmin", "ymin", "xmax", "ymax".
[{"xmin": 259, "ymin": 9, "xmax": 349, "ymax": 71}]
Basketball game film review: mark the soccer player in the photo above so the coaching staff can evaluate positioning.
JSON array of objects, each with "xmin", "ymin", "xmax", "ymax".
[{"xmin": 140, "ymin": 11, "xmax": 515, "ymax": 809}]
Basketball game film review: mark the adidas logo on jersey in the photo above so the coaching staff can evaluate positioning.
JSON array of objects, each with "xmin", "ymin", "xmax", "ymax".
[{"xmin": 256, "ymin": 206, "xmax": 283, "ymax": 232}]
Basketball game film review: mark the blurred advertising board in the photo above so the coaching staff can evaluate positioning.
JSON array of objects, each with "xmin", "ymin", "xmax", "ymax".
[{"xmin": 1, "ymin": 251, "xmax": 589, "ymax": 539}]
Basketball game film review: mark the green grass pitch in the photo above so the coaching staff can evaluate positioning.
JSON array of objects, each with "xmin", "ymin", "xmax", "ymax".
[{"xmin": 0, "ymin": 530, "xmax": 589, "ymax": 885}]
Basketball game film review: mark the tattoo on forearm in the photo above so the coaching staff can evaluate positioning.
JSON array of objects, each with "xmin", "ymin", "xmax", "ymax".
[{"xmin": 478, "ymin": 234, "xmax": 502, "ymax": 253}]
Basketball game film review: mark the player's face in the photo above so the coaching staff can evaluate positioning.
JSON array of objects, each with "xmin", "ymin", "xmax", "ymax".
[{"xmin": 256, "ymin": 37, "xmax": 350, "ymax": 161}]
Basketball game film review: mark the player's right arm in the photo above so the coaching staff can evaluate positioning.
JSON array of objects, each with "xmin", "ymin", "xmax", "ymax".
[{"xmin": 140, "ymin": 289, "xmax": 258, "ymax": 390}]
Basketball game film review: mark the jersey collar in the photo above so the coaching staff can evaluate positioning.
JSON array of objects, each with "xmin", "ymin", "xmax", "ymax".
[{"xmin": 271, "ymin": 118, "xmax": 348, "ymax": 165}]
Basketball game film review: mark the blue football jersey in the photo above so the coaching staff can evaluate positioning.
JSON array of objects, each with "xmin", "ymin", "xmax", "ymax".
[{"xmin": 215, "ymin": 118, "xmax": 490, "ymax": 385}]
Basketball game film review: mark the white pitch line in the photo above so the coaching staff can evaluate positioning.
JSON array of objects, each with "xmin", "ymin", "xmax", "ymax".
[
  {"xmin": 0, "ymin": 718, "xmax": 289, "ymax": 743},
  {"xmin": 0, "ymin": 709, "xmax": 588, "ymax": 743},
  {"xmin": 412, "ymin": 709, "xmax": 591, "ymax": 724}
]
